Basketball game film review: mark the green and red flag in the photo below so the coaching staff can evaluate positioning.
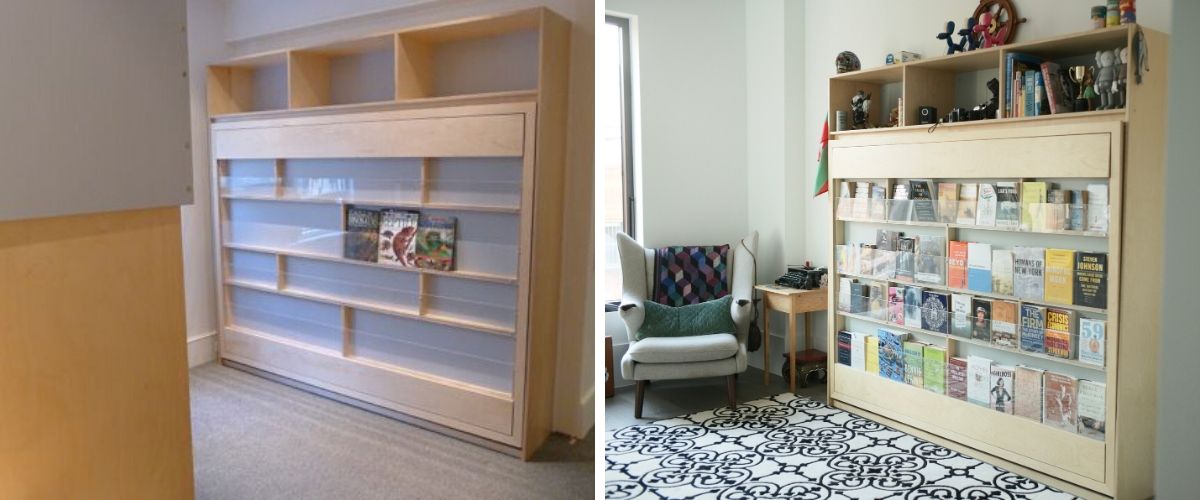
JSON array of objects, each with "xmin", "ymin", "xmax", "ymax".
[{"xmin": 813, "ymin": 113, "xmax": 829, "ymax": 197}]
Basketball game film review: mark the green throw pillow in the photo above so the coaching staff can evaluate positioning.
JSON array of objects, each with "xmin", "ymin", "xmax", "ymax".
[{"xmin": 636, "ymin": 296, "xmax": 736, "ymax": 341}]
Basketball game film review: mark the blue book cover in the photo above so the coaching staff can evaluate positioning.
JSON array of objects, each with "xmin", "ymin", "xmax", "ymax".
[
  {"xmin": 877, "ymin": 329, "xmax": 908, "ymax": 382},
  {"xmin": 1005, "ymin": 53, "xmax": 1043, "ymax": 116},
  {"xmin": 1024, "ymin": 70, "xmax": 1038, "ymax": 117},
  {"xmin": 967, "ymin": 242, "xmax": 993, "ymax": 293},
  {"xmin": 837, "ymin": 331, "xmax": 852, "ymax": 366},
  {"xmin": 1019, "ymin": 304, "xmax": 1046, "ymax": 353},
  {"xmin": 921, "ymin": 291, "xmax": 950, "ymax": 334}
]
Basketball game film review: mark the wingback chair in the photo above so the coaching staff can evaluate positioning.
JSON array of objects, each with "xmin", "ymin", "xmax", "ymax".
[{"xmin": 616, "ymin": 231, "xmax": 757, "ymax": 418}]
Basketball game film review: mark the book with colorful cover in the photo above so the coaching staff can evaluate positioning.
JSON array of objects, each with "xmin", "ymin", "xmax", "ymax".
[
  {"xmin": 1019, "ymin": 304, "xmax": 1047, "ymax": 353},
  {"xmin": 991, "ymin": 300, "xmax": 1019, "ymax": 348},
  {"xmin": 990, "ymin": 365, "xmax": 1016, "ymax": 414},
  {"xmin": 957, "ymin": 184, "xmax": 978, "ymax": 225},
  {"xmin": 850, "ymin": 331, "xmax": 867, "ymax": 370},
  {"xmin": 344, "ymin": 207, "xmax": 382, "ymax": 262},
  {"xmin": 1024, "ymin": 70, "xmax": 1039, "ymax": 117},
  {"xmin": 878, "ymin": 329, "xmax": 908, "ymax": 382},
  {"xmin": 937, "ymin": 182, "xmax": 957, "ymax": 222},
  {"xmin": 992, "ymin": 249, "xmax": 1014, "ymax": 296},
  {"xmin": 865, "ymin": 335, "xmax": 880, "ymax": 374},
  {"xmin": 967, "ymin": 242, "xmax": 992, "ymax": 292},
  {"xmin": 1044, "ymin": 248, "xmax": 1075, "ymax": 305},
  {"xmin": 995, "ymin": 182, "xmax": 1020, "ymax": 228},
  {"xmin": 903, "ymin": 341, "xmax": 925, "ymax": 388},
  {"xmin": 950, "ymin": 293, "xmax": 973, "ymax": 337},
  {"xmin": 904, "ymin": 286, "xmax": 924, "ymax": 327},
  {"xmin": 971, "ymin": 298, "xmax": 992, "ymax": 342},
  {"xmin": 921, "ymin": 290, "xmax": 950, "ymax": 334},
  {"xmin": 947, "ymin": 241, "xmax": 968, "ymax": 289},
  {"xmin": 1013, "ymin": 246, "xmax": 1045, "ymax": 302},
  {"xmin": 967, "ymin": 355, "xmax": 993, "ymax": 407},
  {"xmin": 1014, "ymin": 366, "xmax": 1045, "ymax": 422},
  {"xmin": 836, "ymin": 330, "xmax": 852, "ymax": 366},
  {"xmin": 1044, "ymin": 372, "xmax": 1078, "ymax": 433},
  {"xmin": 377, "ymin": 209, "xmax": 420, "ymax": 267},
  {"xmin": 1021, "ymin": 182, "xmax": 1047, "ymax": 229},
  {"xmin": 1078, "ymin": 318, "xmax": 1106, "ymax": 367},
  {"xmin": 1073, "ymin": 252, "xmax": 1108, "ymax": 308},
  {"xmin": 923, "ymin": 345, "xmax": 946, "ymax": 395},
  {"xmin": 1040, "ymin": 61, "xmax": 1069, "ymax": 114},
  {"xmin": 1005, "ymin": 53, "xmax": 1044, "ymax": 116},
  {"xmin": 976, "ymin": 183, "xmax": 997, "ymax": 227},
  {"xmin": 415, "ymin": 215, "xmax": 457, "ymax": 270},
  {"xmin": 1077, "ymin": 380, "xmax": 1106, "ymax": 440},
  {"xmin": 887, "ymin": 286, "xmax": 905, "ymax": 325},
  {"xmin": 1045, "ymin": 307, "xmax": 1075, "ymax": 359},
  {"xmin": 947, "ymin": 357, "xmax": 968, "ymax": 400}
]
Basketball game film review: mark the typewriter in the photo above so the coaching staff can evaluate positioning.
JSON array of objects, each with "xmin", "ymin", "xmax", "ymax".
[{"xmin": 774, "ymin": 262, "xmax": 827, "ymax": 290}]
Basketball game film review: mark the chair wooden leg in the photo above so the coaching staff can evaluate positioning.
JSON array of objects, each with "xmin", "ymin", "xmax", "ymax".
[
  {"xmin": 635, "ymin": 380, "xmax": 647, "ymax": 419},
  {"xmin": 726, "ymin": 375, "xmax": 737, "ymax": 409}
]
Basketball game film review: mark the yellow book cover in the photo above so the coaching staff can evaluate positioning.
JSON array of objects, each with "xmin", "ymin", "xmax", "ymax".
[
  {"xmin": 865, "ymin": 335, "xmax": 880, "ymax": 374},
  {"xmin": 1044, "ymin": 248, "xmax": 1075, "ymax": 305},
  {"xmin": 1021, "ymin": 182, "xmax": 1047, "ymax": 229}
]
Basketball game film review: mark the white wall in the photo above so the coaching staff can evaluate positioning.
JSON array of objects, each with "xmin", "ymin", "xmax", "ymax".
[
  {"xmin": 1156, "ymin": 0, "xmax": 1200, "ymax": 495},
  {"xmin": 184, "ymin": 0, "xmax": 594, "ymax": 437}
]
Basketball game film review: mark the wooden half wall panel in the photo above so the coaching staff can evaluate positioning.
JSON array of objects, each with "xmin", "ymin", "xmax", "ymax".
[{"xmin": 0, "ymin": 207, "xmax": 193, "ymax": 499}]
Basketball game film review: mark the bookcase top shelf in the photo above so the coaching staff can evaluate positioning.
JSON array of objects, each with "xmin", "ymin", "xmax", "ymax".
[
  {"xmin": 831, "ymin": 108, "xmax": 1126, "ymax": 138},
  {"xmin": 209, "ymin": 90, "xmax": 539, "ymax": 122}
]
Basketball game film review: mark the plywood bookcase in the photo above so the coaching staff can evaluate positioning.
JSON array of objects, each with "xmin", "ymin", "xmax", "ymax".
[
  {"xmin": 825, "ymin": 25, "xmax": 1166, "ymax": 499},
  {"xmin": 206, "ymin": 7, "xmax": 569, "ymax": 459}
]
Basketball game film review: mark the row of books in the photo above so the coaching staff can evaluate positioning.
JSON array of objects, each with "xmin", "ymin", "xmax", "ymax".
[
  {"xmin": 839, "ymin": 233, "xmax": 1109, "ymax": 309},
  {"xmin": 838, "ymin": 180, "xmax": 1109, "ymax": 233},
  {"xmin": 838, "ymin": 278, "xmax": 1106, "ymax": 366},
  {"xmin": 836, "ymin": 328, "xmax": 1106, "ymax": 440},
  {"xmin": 344, "ymin": 207, "xmax": 457, "ymax": 271}
]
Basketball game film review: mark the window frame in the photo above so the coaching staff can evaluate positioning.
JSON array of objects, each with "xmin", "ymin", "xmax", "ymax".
[{"xmin": 605, "ymin": 14, "xmax": 636, "ymax": 238}]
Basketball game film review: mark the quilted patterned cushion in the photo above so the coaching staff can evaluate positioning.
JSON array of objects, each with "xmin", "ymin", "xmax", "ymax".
[
  {"xmin": 653, "ymin": 244, "xmax": 730, "ymax": 307},
  {"xmin": 636, "ymin": 296, "xmax": 736, "ymax": 341}
]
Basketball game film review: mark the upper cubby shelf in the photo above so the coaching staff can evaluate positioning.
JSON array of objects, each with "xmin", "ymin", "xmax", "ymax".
[
  {"xmin": 207, "ymin": 8, "xmax": 550, "ymax": 117},
  {"xmin": 829, "ymin": 24, "xmax": 1137, "ymax": 135}
]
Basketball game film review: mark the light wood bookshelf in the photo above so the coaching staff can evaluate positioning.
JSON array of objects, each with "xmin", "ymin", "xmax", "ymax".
[
  {"xmin": 207, "ymin": 7, "xmax": 570, "ymax": 459},
  {"xmin": 825, "ymin": 24, "xmax": 1167, "ymax": 499}
]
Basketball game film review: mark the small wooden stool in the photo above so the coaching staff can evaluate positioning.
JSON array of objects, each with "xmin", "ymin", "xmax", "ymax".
[{"xmin": 780, "ymin": 349, "xmax": 828, "ymax": 388}]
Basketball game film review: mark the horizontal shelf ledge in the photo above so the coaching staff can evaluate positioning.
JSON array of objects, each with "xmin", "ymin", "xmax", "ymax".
[
  {"xmin": 836, "ymin": 216, "xmax": 1108, "ymax": 238},
  {"xmin": 224, "ymin": 241, "xmax": 518, "ymax": 285},
  {"xmin": 831, "ymin": 109, "xmax": 1126, "ymax": 138},
  {"xmin": 836, "ymin": 270, "xmax": 1107, "ymax": 315},
  {"xmin": 838, "ymin": 311, "xmax": 1105, "ymax": 372},
  {"xmin": 226, "ymin": 279, "xmax": 515, "ymax": 337},
  {"xmin": 220, "ymin": 193, "xmax": 521, "ymax": 214},
  {"xmin": 210, "ymin": 89, "xmax": 538, "ymax": 121}
]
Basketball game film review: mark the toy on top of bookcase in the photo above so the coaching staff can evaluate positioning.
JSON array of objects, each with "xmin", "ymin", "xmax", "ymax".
[
  {"xmin": 937, "ymin": 21, "xmax": 969, "ymax": 55},
  {"xmin": 850, "ymin": 91, "xmax": 872, "ymax": 130},
  {"xmin": 972, "ymin": 0, "xmax": 1027, "ymax": 48},
  {"xmin": 1094, "ymin": 50, "xmax": 1120, "ymax": 110}
]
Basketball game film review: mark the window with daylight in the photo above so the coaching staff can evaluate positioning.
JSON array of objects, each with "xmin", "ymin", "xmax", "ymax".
[{"xmin": 601, "ymin": 14, "xmax": 636, "ymax": 303}]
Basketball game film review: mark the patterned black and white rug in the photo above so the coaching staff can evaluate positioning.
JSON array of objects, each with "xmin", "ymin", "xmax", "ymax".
[{"xmin": 605, "ymin": 393, "xmax": 1079, "ymax": 499}]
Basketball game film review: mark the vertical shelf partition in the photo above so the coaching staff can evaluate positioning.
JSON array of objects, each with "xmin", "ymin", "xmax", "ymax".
[{"xmin": 207, "ymin": 7, "xmax": 570, "ymax": 459}]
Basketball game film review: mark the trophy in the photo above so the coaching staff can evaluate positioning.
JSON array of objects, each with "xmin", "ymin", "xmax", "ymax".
[{"xmin": 1068, "ymin": 66, "xmax": 1092, "ymax": 112}]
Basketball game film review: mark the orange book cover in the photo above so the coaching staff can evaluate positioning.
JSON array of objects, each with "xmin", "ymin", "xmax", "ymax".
[{"xmin": 948, "ymin": 241, "xmax": 968, "ymax": 289}]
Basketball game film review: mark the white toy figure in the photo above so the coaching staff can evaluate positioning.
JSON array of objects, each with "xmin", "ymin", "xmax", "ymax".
[
  {"xmin": 1114, "ymin": 47, "xmax": 1128, "ymax": 108},
  {"xmin": 1093, "ymin": 49, "xmax": 1118, "ymax": 110}
]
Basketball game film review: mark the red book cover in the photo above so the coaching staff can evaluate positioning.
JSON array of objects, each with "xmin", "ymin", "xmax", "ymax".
[
  {"xmin": 948, "ymin": 241, "xmax": 968, "ymax": 289},
  {"xmin": 947, "ymin": 357, "xmax": 968, "ymax": 401}
]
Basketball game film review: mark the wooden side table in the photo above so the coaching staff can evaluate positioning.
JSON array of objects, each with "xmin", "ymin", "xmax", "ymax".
[{"xmin": 755, "ymin": 285, "xmax": 828, "ymax": 393}]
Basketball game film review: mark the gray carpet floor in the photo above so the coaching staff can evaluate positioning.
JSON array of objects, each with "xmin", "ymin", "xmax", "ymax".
[{"xmin": 189, "ymin": 362, "xmax": 594, "ymax": 500}]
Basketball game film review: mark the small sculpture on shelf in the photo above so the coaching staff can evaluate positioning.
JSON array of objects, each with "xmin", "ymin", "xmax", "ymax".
[
  {"xmin": 1091, "ymin": 5, "xmax": 1107, "ymax": 29},
  {"xmin": 836, "ymin": 51, "xmax": 861, "ymax": 74},
  {"xmin": 937, "ymin": 21, "xmax": 968, "ymax": 54},
  {"xmin": 1093, "ymin": 49, "xmax": 1118, "ymax": 109},
  {"xmin": 1120, "ymin": 0, "xmax": 1136, "ymax": 24},
  {"xmin": 1068, "ymin": 65, "xmax": 1094, "ymax": 112},
  {"xmin": 850, "ymin": 90, "xmax": 872, "ymax": 129},
  {"xmin": 973, "ymin": 11, "xmax": 1009, "ymax": 48},
  {"xmin": 1114, "ymin": 47, "xmax": 1128, "ymax": 108},
  {"xmin": 971, "ymin": 78, "xmax": 1000, "ymax": 119},
  {"xmin": 887, "ymin": 106, "xmax": 900, "ymax": 127},
  {"xmin": 958, "ymin": 17, "xmax": 982, "ymax": 51}
]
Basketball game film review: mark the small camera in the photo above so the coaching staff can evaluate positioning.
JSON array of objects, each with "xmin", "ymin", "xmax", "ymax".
[{"xmin": 918, "ymin": 106, "xmax": 937, "ymax": 125}]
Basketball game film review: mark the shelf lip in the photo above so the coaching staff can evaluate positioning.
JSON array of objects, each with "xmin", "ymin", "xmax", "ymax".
[
  {"xmin": 836, "ymin": 216, "xmax": 1108, "ymax": 238},
  {"xmin": 225, "ymin": 279, "xmax": 516, "ymax": 337},
  {"xmin": 835, "ymin": 270, "xmax": 1108, "ymax": 315},
  {"xmin": 222, "ymin": 323, "xmax": 514, "ymax": 401},
  {"xmin": 220, "ymin": 193, "xmax": 521, "ymax": 214},
  {"xmin": 210, "ymin": 89, "xmax": 539, "ymax": 121},
  {"xmin": 837, "ymin": 311, "xmax": 1106, "ymax": 372},
  {"xmin": 223, "ymin": 242, "xmax": 519, "ymax": 286},
  {"xmin": 831, "ymin": 109, "xmax": 1126, "ymax": 137}
]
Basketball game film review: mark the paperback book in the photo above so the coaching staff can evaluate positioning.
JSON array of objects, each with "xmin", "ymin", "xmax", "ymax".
[
  {"xmin": 975, "ymin": 183, "xmax": 997, "ymax": 227},
  {"xmin": 345, "ymin": 207, "xmax": 382, "ymax": 262},
  {"xmin": 415, "ymin": 215, "xmax": 457, "ymax": 271},
  {"xmin": 992, "ymin": 249, "xmax": 1014, "ymax": 296},
  {"xmin": 937, "ymin": 182, "xmax": 957, "ymax": 223},
  {"xmin": 903, "ymin": 341, "xmax": 925, "ymax": 388},
  {"xmin": 895, "ymin": 238, "xmax": 916, "ymax": 282},
  {"xmin": 971, "ymin": 298, "xmax": 992, "ymax": 342},
  {"xmin": 377, "ymin": 209, "xmax": 420, "ymax": 267},
  {"xmin": 1045, "ymin": 308, "xmax": 1076, "ymax": 359},
  {"xmin": 836, "ymin": 181, "xmax": 853, "ymax": 218},
  {"xmin": 990, "ymin": 365, "xmax": 1016, "ymax": 414},
  {"xmin": 909, "ymin": 180, "xmax": 937, "ymax": 222},
  {"xmin": 1044, "ymin": 248, "xmax": 1075, "ymax": 305},
  {"xmin": 995, "ymin": 182, "xmax": 1021, "ymax": 228},
  {"xmin": 921, "ymin": 290, "xmax": 950, "ymax": 334},
  {"xmin": 923, "ymin": 345, "xmax": 946, "ymax": 395},
  {"xmin": 890, "ymin": 184, "xmax": 913, "ymax": 222},
  {"xmin": 991, "ymin": 300, "xmax": 1019, "ymax": 348},
  {"xmin": 1021, "ymin": 182, "xmax": 1047, "ymax": 230},
  {"xmin": 950, "ymin": 293, "xmax": 973, "ymax": 337},
  {"xmin": 1068, "ymin": 190, "xmax": 1088, "ymax": 231},
  {"xmin": 1073, "ymin": 252, "xmax": 1108, "ymax": 308},
  {"xmin": 837, "ymin": 330, "xmax": 852, "ymax": 366},
  {"xmin": 915, "ymin": 235, "xmax": 945, "ymax": 285},
  {"xmin": 966, "ymin": 242, "xmax": 993, "ymax": 292},
  {"xmin": 850, "ymin": 281, "xmax": 869, "ymax": 314},
  {"xmin": 1044, "ymin": 372, "xmax": 1078, "ymax": 433},
  {"xmin": 1013, "ymin": 246, "xmax": 1045, "ymax": 302},
  {"xmin": 1077, "ymin": 380, "xmax": 1107, "ymax": 441},
  {"xmin": 865, "ymin": 335, "xmax": 880, "ymax": 374},
  {"xmin": 870, "ymin": 185, "xmax": 887, "ymax": 220},
  {"xmin": 852, "ymin": 182, "xmax": 871, "ymax": 219},
  {"xmin": 1087, "ymin": 184, "xmax": 1109, "ymax": 232},
  {"xmin": 887, "ymin": 286, "xmax": 905, "ymax": 325},
  {"xmin": 947, "ymin": 357, "xmax": 968, "ymax": 400},
  {"xmin": 868, "ymin": 282, "xmax": 888, "ymax": 320},
  {"xmin": 1078, "ymin": 318, "xmax": 1106, "ymax": 367},
  {"xmin": 947, "ymin": 241, "xmax": 968, "ymax": 289},
  {"xmin": 904, "ymin": 286, "xmax": 924, "ymax": 327},
  {"xmin": 878, "ymin": 329, "xmax": 908, "ymax": 382},
  {"xmin": 967, "ymin": 356, "xmax": 994, "ymax": 407},
  {"xmin": 838, "ymin": 278, "xmax": 853, "ymax": 312},
  {"xmin": 850, "ymin": 332, "xmax": 867, "ymax": 370},
  {"xmin": 957, "ymin": 184, "xmax": 978, "ymax": 225},
  {"xmin": 1019, "ymin": 304, "xmax": 1047, "ymax": 353},
  {"xmin": 1014, "ymin": 365, "xmax": 1045, "ymax": 422}
]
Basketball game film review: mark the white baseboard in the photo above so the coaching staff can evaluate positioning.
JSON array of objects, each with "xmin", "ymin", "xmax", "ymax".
[{"xmin": 187, "ymin": 331, "xmax": 218, "ymax": 368}]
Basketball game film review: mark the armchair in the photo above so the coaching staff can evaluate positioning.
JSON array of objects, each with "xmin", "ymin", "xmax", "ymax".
[{"xmin": 616, "ymin": 231, "xmax": 757, "ymax": 418}]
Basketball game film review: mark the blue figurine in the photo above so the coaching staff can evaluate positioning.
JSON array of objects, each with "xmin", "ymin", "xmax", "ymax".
[
  {"xmin": 958, "ymin": 17, "xmax": 981, "ymax": 51},
  {"xmin": 937, "ymin": 21, "xmax": 966, "ymax": 54}
]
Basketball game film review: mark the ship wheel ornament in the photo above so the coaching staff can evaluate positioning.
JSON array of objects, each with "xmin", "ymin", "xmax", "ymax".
[{"xmin": 972, "ymin": 0, "xmax": 1027, "ymax": 48}]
